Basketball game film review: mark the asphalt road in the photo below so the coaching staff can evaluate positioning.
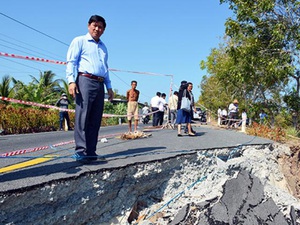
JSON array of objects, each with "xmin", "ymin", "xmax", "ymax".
[
  {"xmin": 0, "ymin": 122, "xmax": 273, "ymax": 193},
  {"xmin": 0, "ymin": 124, "xmax": 129, "ymax": 152}
]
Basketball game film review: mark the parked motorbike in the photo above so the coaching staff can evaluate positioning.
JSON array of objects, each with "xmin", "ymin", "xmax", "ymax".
[
  {"xmin": 199, "ymin": 110, "xmax": 207, "ymax": 124},
  {"xmin": 142, "ymin": 114, "xmax": 150, "ymax": 124}
]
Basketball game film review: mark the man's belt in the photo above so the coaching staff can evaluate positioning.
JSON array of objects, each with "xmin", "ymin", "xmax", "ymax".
[{"xmin": 78, "ymin": 72, "xmax": 104, "ymax": 82}]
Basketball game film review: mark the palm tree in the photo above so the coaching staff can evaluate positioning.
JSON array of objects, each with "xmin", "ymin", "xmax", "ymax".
[
  {"xmin": 31, "ymin": 70, "xmax": 63, "ymax": 95},
  {"xmin": 11, "ymin": 70, "xmax": 64, "ymax": 105},
  {"xmin": 0, "ymin": 75, "xmax": 12, "ymax": 97}
]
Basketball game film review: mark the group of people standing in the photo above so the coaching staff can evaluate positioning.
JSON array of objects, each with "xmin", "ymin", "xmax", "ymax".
[
  {"xmin": 217, "ymin": 99, "xmax": 240, "ymax": 128},
  {"xmin": 217, "ymin": 99, "xmax": 250, "ymax": 129},
  {"xmin": 147, "ymin": 80, "xmax": 197, "ymax": 137},
  {"xmin": 149, "ymin": 80, "xmax": 197, "ymax": 136},
  {"xmin": 150, "ymin": 92, "xmax": 167, "ymax": 127}
]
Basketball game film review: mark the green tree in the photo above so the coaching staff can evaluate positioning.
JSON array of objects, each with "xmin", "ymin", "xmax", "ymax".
[
  {"xmin": 200, "ymin": 44, "xmax": 248, "ymax": 116},
  {"xmin": 201, "ymin": 0, "xmax": 300, "ymax": 125},
  {"xmin": 113, "ymin": 89, "xmax": 126, "ymax": 100},
  {"xmin": 31, "ymin": 71, "xmax": 63, "ymax": 99},
  {"xmin": 11, "ymin": 70, "xmax": 63, "ymax": 106},
  {"xmin": 0, "ymin": 75, "xmax": 13, "ymax": 97},
  {"xmin": 103, "ymin": 102, "xmax": 127, "ymax": 125}
]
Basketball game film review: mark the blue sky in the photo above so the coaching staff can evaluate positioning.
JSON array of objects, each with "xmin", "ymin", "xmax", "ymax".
[{"xmin": 0, "ymin": 1, "xmax": 233, "ymax": 104}]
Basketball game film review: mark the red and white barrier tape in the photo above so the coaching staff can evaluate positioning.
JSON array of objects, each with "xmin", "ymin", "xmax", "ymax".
[
  {"xmin": 0, "ymin": 96, "xmax": 74, "ymax": 112},
  {"xmin": 0, "ymin": 51, "xmax": 173, "ymax": 117},
  {"xmin": 0, "ymin": 52, "xmax": 173, "ymax": 77},
  {"xmin": 0, "ymin": 132, "xmax": 124, "ymax": 158},
  {"xmin": 1, "ymin": 146, "xmax": 49, "ymax": 157},
  {"xmin": 0, "ymin": 96, "xmax": 160, "ymax": 118},
  {"xmin": 0, "ymin": 52, "xmax": 66, "ymax": 65},
  {"xmin": 0, "ymin": 96, "xmax": 113, "ymax": 116}
]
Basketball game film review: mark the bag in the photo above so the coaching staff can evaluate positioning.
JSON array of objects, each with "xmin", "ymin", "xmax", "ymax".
[{"xmin": 180, "ymin": 90, "xmax": 191, "ymax": 112}]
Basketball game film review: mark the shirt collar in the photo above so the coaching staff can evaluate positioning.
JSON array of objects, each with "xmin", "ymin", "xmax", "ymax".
[{"xmin": 85, "ymin": 33, "xmax": 103, "ymax": 44}]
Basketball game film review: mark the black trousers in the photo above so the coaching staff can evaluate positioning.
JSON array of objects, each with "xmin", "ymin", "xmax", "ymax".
[
  {"xmin": 74, "ymin": 75, "xmax": 105, "ymax": 155},
  {"xmin": 228, "ymin": 112, "xmax": 238, "ymax": 127},
  {"xmin": 151, "ymin": 107, "xmax": 159, "ymax": 126},
  {"xmin": 59, "ymin": 111, "xmax": 70, "ymax": 129},
  {"xmin": 158, "ymin": 111, "xmax": 164, "ymax": 125}
]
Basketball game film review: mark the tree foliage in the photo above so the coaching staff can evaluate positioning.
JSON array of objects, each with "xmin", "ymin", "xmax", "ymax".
[
  {"xmin": 200, "ymin": 0, "xmax": 300, "ymax": 125},
  {"xmin": 0, "ymin": 75, "xmax": 13, "ymax": 98},
  {"xmin": 0, "ymin": 70, "xmax": 129, "ymax": 133}
]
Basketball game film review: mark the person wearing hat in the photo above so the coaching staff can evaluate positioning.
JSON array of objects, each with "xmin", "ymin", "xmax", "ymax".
[
  {"xmin": 227, "ymin": 99, "xmax": 239, "ymax": 128},
  {"xmin": 56, "ymin": 93, "xmax": 72, "ymax": 131}
]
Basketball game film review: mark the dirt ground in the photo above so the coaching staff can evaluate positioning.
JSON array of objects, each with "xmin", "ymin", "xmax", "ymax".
[{"xmin": 279, "ymin": 139, "xmax": 300, "ymax": 200}]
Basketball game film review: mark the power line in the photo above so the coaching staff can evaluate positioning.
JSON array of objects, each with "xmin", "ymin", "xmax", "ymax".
[
  {"xmin": 0, "ymin": 57, "xmax": 41, "ymax": 72},
  {"xmin": 0, "ymin": 42, "xmax": 44, "ymax": 59},
  {"xmin": 0, "ymin": 12, "xmax": 69, "ymax": 46},
  {"xmin": 0, "ymin": 33, "xmax": 65, "ymax": 61}
]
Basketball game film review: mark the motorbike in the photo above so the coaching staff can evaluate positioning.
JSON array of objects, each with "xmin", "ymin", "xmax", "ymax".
[
  {"xmin": 142, "ymin": 114, "xmax": 150, "ymax": 124},
  {"xmin": 199, "ymin": 110, "xmax": 207, "ymax": 124}
]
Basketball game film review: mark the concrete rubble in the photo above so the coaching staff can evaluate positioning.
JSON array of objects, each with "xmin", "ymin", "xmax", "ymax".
[{"xmin": 1, "ymin": 143, "xmax": 300, "ymax": 225}]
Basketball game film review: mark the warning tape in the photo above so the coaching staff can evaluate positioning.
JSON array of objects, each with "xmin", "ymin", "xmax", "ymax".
[
  {"xmin": 1, "ymin": 146, "xmax": 50, "ymax": 157},
  {"xmin": 0, "ymin": 52, "xmax": 66, "ymax": 65},
  {"xmin": 0, "ymin": 52, "xmax": 174, "ymax": 77},
  {"xmin": 0, "ymin": 96, "xmax": 74, "ymax": 112},
  {"xmin": 0, "ymin": 52, "xmax": 174, "ymax": 119},
  {"xmin": 0, "ymin": 132, "xmax": 123, "ymax": 158},
  {"xmin": 0, "ymin": 96, "xmax": 160, "ymax": 119}
]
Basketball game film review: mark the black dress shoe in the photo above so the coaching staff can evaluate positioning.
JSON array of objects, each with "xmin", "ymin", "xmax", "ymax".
[
  {"xmin": 87, "ymin": 153, "xmax": 106, "ymax": 161},
  {"xmin": 85, "ymin": 153, "xmax": 98, "ymax": 161},
  {"xmin": 87, "ymin": 156, "xmax": 98, "ymax": 161},
  {"xmin": 177, "ymin": 134, "xmax": 183, "ymax": 137}
]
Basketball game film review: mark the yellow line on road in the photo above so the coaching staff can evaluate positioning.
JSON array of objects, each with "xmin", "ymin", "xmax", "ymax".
[{"xmin": 0, "ymin": 155, "xmax": 58, "ymax": 174}]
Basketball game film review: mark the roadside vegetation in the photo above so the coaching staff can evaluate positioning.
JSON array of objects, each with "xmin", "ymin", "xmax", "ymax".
[
  {"xmin": 200, "ymin": 0, "xmax": 300, "ymax": 142},
  {"xmin": 0, "ymin": 71, "xmax": 127, "ymax": 134}
]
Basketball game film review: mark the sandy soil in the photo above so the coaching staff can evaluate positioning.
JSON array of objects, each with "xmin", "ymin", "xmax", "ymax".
[{"xmin": 279, "ymin": 141, "xmax": 300, "ymax": 199}]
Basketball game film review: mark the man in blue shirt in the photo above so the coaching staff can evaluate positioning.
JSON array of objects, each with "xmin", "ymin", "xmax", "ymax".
[
  {"xmin": 66, "ymin": 15, "xmax": 114, "ymax": 162},
  {"xmin": 259, "ymin": 110, "xmax": 267, "ymax": 124}
]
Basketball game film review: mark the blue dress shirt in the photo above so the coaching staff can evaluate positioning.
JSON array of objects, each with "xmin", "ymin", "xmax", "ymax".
[{"xmin": 66, "ymin": 33, "xmax": 112, "ymax": 89}]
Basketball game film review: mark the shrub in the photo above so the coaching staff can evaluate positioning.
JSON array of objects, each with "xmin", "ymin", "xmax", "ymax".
[
  {"xmin": 247, "ymin": 122, "xmax": 286, "ymax": 143},
  {"xmin": 0, "ymin": 101, "xmax": 127, "ymax": 135},
  {"xmin": 0, "ymin": 104, "xmax": 75, "ymax": 134},
  {"xmin": 102, "ymin": 102, "xmax": 127, "ymax": 126}
]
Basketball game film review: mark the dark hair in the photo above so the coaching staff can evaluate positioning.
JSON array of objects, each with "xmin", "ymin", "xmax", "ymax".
[
  {"xmin": 174, "ymin": 91, "xmax": 179, "ymax": 95},
  {"xmin": 131, "ymin": 80, "xmax": 137, "ymax": 84},
  {"xmin": 156, "ymin": 92, "xmax": 161, "ymax": 97},
  {"xmin": 179, "ymin": 83, "xmax": 188, "ymax": 91},
  {"xmin": 88, "ymin": 15, "xmax": 106, "ymax": 28},
  {"xmin": 181, "ymin": 80, "xmax": 187, "ymax": 85},
  {"xmin": 162, "ymin": 93, "xmax": 166, "ymax": 97}
]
